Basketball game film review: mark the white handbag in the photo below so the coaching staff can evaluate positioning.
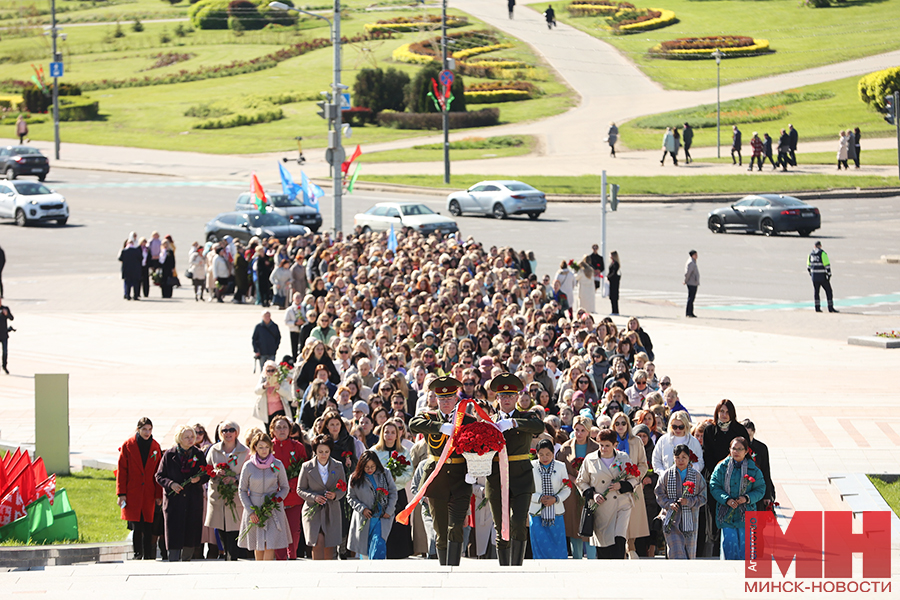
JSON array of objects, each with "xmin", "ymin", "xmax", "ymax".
[{"xmin": 600, "ymin": 276, "xmax": 610, "ymax": 298}]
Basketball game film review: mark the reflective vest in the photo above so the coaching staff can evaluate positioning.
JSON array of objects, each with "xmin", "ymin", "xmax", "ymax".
[{"xmin": 807, "ymin": 249, "xmax": 831, "ymax": 278}]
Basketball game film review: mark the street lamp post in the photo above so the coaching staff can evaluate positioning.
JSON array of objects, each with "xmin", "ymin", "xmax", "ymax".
[
  {"xmin": 269, "ymin": 1, "xmax": 345, "ymax": 234},
  {"xmin": 441, "ymin": 0, "xmax": 450, "ymax": 184},
  {"xmin": 712, "ymin": 48, "xmax": 722, "ymax": 159}
]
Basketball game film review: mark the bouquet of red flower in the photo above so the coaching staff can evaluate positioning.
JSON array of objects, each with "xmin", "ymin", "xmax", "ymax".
[
  {"xmin": 664, "ymin": 480, "xmax": 697, "ymax": 533},
  {"xmin": 285, "ymin": 450, "xmax": 304, "ymax": 481},
  {"xmin": 567, "ymin": 259, "xmax": 580, "ymax": 273},
  {"xmin": 359, "ymin": 486, "xmax": 390, "ymax": 531},
  {"xmin": 571, "ymin": 457, "xmax": 585, "ymax": 472},
  {"xmin": 209, "ymin": 462, "xmax": 240, "ymax": 521},
  {"xmin": 239, "ymin": 493, "xmax": 283, "ymax": 541},
  {"xmin": 724, "ymin": 474, "xmax": 755, "ymax": 523},
  {"xmin": 385, "ymin": 451, "xmax": 410, "ymax": 480},
  {"xmin": 304, "ymin": 479, "xmax": 347, "ymax": 519},
  {"xmin": 167, "ymin": 457, "xmax": 206, "ymax": 496},
  {"xmin": 689, "ymin": 451, "xmax": 699, "ymax": 464},
  {"xmin": 597, "ymin": 462, "xmax": 640, "ymax": 501},
  {"xmin": 454, "ymin": 421, "xmax": 506, "ymax": 455},
  {"xmin": 276, "ymin": 361, "xmax": 292, "ymax": 385},
  {"xmin": 529, "ymin": 448, "xmax": 538, "ymax": 460}
]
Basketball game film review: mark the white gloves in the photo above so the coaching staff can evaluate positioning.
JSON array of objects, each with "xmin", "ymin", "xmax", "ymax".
[
  {"xmin": 465, "ymin": 473, "xmax": 477, "ymax": 485},
  {"xmin": 439, "ymin": 423, "xmax": 455, "ymax": 436},
  {"xmin": 496, "ymin": 419, "xmax": 515, "ymax": 432}
]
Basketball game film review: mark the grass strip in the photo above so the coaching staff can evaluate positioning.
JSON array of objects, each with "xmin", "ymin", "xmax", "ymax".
[{"xmin": 867, "ymin": 475, "xmax": 900, "ymax": 517}]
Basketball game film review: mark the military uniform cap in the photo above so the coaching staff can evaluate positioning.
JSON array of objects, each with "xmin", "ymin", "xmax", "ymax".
[
  {"xmin": 430, "ymin": 376, "xmax": 463, "ymax": 397},
  {"xmin": 489, "ymin": 373, "xmax": 524, "ymax": 394}
]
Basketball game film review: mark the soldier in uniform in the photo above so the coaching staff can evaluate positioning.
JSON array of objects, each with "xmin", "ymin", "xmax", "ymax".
[
  {"xmin": 408, "ymin": 376, "xmax": 475, "ymax": 565},
  {"xmin": 485, "ymin": 373, "xmax": 544, "ymax": 566},
  {"xmin": 807, "ymin": 241, "xmax": 838, "ymax": 313}
]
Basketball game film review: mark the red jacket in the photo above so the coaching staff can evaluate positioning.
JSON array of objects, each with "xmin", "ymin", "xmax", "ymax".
[
  {"xmin": 750, "ymin": 136, "xmax": 764, "ymax": 157},
  {"xmin": 116, "ymin": 435, "xmax": 163, "ymax": 522},
  {"xmin": 272, "ymin": 438, "xmax": 307, "ymax": 507}
]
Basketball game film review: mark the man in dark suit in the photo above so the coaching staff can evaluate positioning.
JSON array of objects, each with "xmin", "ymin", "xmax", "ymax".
[
  {"xmin": 588, "ymin": 244, "xmax": 604, "ymax": 290},
  {"xmin": 485, "ymin": 373, "xmax": 544, "ymax": 566},
  {"xmin": 788, "ymin": 123, "xmax": 798, "ymax": 166},
  {"xmin": 118, "ymin": 242, "xmax": 143, "ymax": 301},
  {"xmin": 0, "ymin": 297, "xmax": 12, "ymax": 374},
  {"xmin": 0, "ymin": 244, "xmax": 5, "ymax": 298},
  {"xmin": 409, "ymin": 377, "xmax": 475, "ymax": 566}
]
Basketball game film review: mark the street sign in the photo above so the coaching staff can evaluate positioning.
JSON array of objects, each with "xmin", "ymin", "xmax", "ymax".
[
  {"xmin": 49, "ymin": 62, "xmax": 64, "ymax": 78},
  {"xmin": 439, "ymin": 70, "xmax": 454, "ymax": 87},
  {"xmin": 340, "ymin": 93, "xmax": 351, "ymax": 109}
]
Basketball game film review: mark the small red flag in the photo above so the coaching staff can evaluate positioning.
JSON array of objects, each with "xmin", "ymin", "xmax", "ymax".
[
  {"xmin": 250, "ymin": 172, "xmax": 267, "ymax": 213},
  {"xmin": 341, "ymin": 145, "xmax": 362, "ymax": 175}
]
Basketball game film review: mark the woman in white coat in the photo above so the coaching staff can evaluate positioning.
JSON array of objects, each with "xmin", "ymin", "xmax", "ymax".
[
  {"xmin": 253, "ymin": 360, "xmax": 294, "ymax": 430},
  {"xmin": 205, "ymin": 421, "xmax": 250, "ymax": 560},
  {"xmin": 651, "ymin": 411, "xmax": 704, "ymax": 474},
  {"xmin": 576, "ymin": 429, "xmax": 640, "ymax": 559},
  {"xmin": 529, "ymin": 439, "xmax": 571, "ymax": 559},
  {"xmin": 574, "ymin": 255, "xmax": 595, "ymax": 315},
  {"xmin": 610, "ymin": 412, "xmax": 649, "ymax": 557}
]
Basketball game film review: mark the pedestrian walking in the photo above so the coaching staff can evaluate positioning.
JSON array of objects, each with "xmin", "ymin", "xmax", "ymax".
[
  {"xmin": 15, "ymin": 115, "xmax": 28, "ymax": 144},
  {"xmin": 0, "ymin": 244, "xmax": 5, "ymax": 298},
  {"xmin": 528, "ymin": 439, "xmax": 570, "ymax": 559},
  {"xmin": 788, "ymin": 124, "xmax": 798, "ymax": 166},
  {"xmin": 508, "ymin": 0, "xmax": 515, "ymax": 18},
  {"xmin": 117, "ymin": 240, "xmax": 142, "ymax": 301},
  {"xmin": 731, "ymin": 125, "xmax": 742, "ymax": 166},
  {"xmin": 853, "ymin": 127, "xmax": 861, "ymax": 168},
  {"xmin": 845, "ymin": 129, "xmax": 857, "ymax": 169},
  {"xmin": 673, "ymin": 127, "xmax": 681, "ymax": 164},
  {"xmin": 1, "ymin": 297, "xmax": 14, "ymax": 374},
  {"xmin": 252, "ymin": 310, "xmax": 281, "ymax": 371},
  {"xmin": 836, "ymin": 130, "xmax": 850, "ymax": 170},
  {"xmin": 776, "ymin": 129, "xmax": 790, "ymax": 171},
  {"xmin": 682, "ymin": 122, "xmax": 693, "ymax": 164},
  {"xmin": 607, "ymin": 250, "xmax": 620, "ymax": 315},
  {"xmin": 543, "ymin": 4, "xmax": 556, "ymax": 28},
  {"xmin": 762, "ymin": 133, "xmax": 777, "ymax": 169},
  {"xmin": 660, "ymin": 127, "xmax": 677, "ymax": 166},
  {"xmin": 807, "ymin": 241, "xmax": 838, "ymax": 313},
  {"xmin": 607, "ymin": 122, "xmax": 618, "ymax": 157},
  {"xmin": 749, "ymin": 132, "xmax": 763, "ymax": 171},
  {"xmin": 683, "ymin": 250, "xmax": 699, "ymax": 318}
]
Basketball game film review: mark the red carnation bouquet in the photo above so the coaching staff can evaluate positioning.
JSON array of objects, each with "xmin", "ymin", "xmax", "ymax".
[
  {"xmin": 208, "ymin": 462, "xmax": 240, "ymax": 521},
  {"xmin": 239, "ymin": 493, "xmax": 283, "ymax": 541},
  {"xmin": 454, "ymin": 421, "xmax": 506, "ymax": 455},
  {"xmin": 304, "ymin": 479, "xmax": 347, "ymax": 519},
  {"xmin": 571, "ymin": 457, "xmax": 585, "ymax": 472},
  {"xmin": 598, "ymin": 462, "xmax": 640, "ymax": 500},
  {"xmin": 386, "ymin": 451, "xmax": 410, "ymax": 480},
  {"xmin": 664, "ymin": 479, "xmax": 697, "ymax": 532},
  {"xmin": 359, "ymin": 486, "xmax": 390, "ymax": 531},
  {"xmin": 285, "ymin": 450, "xmax": 304, "ymax": 481},
  {"xmin": 276, "ymin": 361, "xmax": 293, "ymax": 385}
]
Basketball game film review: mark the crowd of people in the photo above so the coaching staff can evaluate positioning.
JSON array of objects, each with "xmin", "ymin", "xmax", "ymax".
[{"xmin": 115, "ymin": 227, "xmax": 775, "ymax": 563}]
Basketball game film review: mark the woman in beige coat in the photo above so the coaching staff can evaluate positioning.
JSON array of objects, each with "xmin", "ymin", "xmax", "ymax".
[
  {"xmin": 253, "ymin": 360, "xmax": 294, "ymax": 429},
  {"xmin": 611, "ymin": 411, "xmax": 649, "ymax": 557},
  {"xmin": 556, "ymin": 416, "xmax": 598, "ymax": 559},
  {"xmin": 237, "ymin": 433, "xmax": 292, "ymax": 560},
  {"xmin": 205, "ymin": 421, "xmax": 250, "ymax": 560},
  {"xmin": 576, "ymin": 429, "xmax": 639, "ymax": 559},
  {"xmin": 297, "ymin": 434, "xmax": 347, "ymax": 559}
]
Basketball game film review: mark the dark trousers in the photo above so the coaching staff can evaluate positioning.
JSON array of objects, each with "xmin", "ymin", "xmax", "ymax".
[
  {"xmin": 731, "ymin": 147, "xmax": 741, "ymax": 165},
  {"xmin": 217, "ymin": 529, "xmax": 241, "ymax": 561},
  {"xmin": 686, "ymin": 285, "xmax": 698, "ymax": 317},
  {"xmin": 0, "ymin": 266, "xmax": 4, "ymax": 297},
  {"xmin": 215, "ymin": 277, "xmax": 228, "ymax": 301},
  {"xmin": 854, "ymin": 146, "xmax": 860, "ymax": 168},
  {"xmin": 597, "ymin": 536, "xmax": 626, "ymax": 559},
  {"xmin": 684, "ymin": 143, "xmax": 692, "ymax": 163},
  {"xmin": 750, "ymin": 155, "xmax": 762, "ymax": 171},
  {"xmin": 140, "ymin": 265, "xmax": 150, "ymax": 297},
  {"xmin": 765, "ymin": 153, "xmax": 776, "ymax": 168},
  {"xmin": 290, "ymin": 331, "xmax": 301, "ymax": 359},
  {"xmin": 2, "ymin": 338, "xmax": 8, "ymax": 368},
  {"xmin": 812, "ymin": 278, "xmax": 833, "ymax": 309},
  {"xmin": 130, "ymin": 519, "xmax": 155, "ymax": 560},
  {"xmin": 837, "ymin": 160, "xmax": 848, "ymax": 170},
  {"xmin": 426, "ymin": 464, "xmax": 472, "ymax": 549},
  {"xmin": 609, "ymin": 278, "xmax": 620, "ymax": 315},
  {"xmin": 788, "ymin": 149, "xmax": 797, "ymax": 166},
  {"xmin": 124, "ymin": 278, "xmax": 140, "ymax": 300},
  {"xmin": 776, "ymin": 151, "xmax": 789, "ymax": 171},
  {"xmin": 661, "ymin": 150, "xmax": 677, "ymax": 165},
  {"xmin": 487, "ymin": 490, "xmax": 531, "ymax": 549}
]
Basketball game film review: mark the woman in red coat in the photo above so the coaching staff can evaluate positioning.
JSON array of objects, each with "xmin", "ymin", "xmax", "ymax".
[
  {"xmin": 270, "ymin": 415, "xmax": 308, "ymax": 560},
  {"xmin": 116, "ymin": 417, "xmax": 163, "ymax": 560}
]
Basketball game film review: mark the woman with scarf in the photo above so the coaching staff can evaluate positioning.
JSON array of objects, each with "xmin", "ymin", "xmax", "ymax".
[
  {"xmin": 270, "ymin": 416, "xmax": 308, "ymax": 560},
  {"xmin": 655, "ymin": 444, "xmax": 707, "ymax": 559},
  {"xmin": 205, "ymin": 420, "xmax": 250, "ymax": 561},
  {"xmin": 610, "ymin": 412, "xmax": 649, "ymax": 558},
  {"xmin": 237, "ymin": 432, "xmax": 292, "ymax": 560},
  {"xmin": 347, "ymin": 451, "xmax": 397, "ymax": 560},
  {"xmin": 155, "ymin": 425, "xmax": 209, "ymax": 561},
  {"xmin": 701, "ymin": 399, "xmax": 749, "ymax": 557},
  {"xmin": 709, "ymin": 437, "xmax": 765, "ymax": 560},
  {"xmin": 556, "ymin": 415, "xmax": 598, "ymax": 559},
  {"xmin": 631, "ymin": 424, "xmax": 660, "ymax": 558},
  {"xmin": 529, "ymin": 439, "xmax": 571, "ymax": 559},
  {"xmin": 371, "ymin": 420, "xmax": 413, "ymax": 559},
  {"xmin": 116, "ymin": 417, "xmax": 163, "ymax": 560},
  {"xmin": 254, "ymin": 360, "xmax": 295, "ymax": 430}
]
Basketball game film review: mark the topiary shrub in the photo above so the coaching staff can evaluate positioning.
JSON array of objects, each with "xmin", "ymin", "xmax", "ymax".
[
  {"xmin": 858, "ymin": 66, "xmax": 900, "ymax": 112},
  {"xmin": 353, "ymin": 67, "xmax": 410, "ymax": 113},
  {"xmin": 23, "ymin": 86, "xmax": 49, "ymax": 113},
  {"xmin": 228, "ymin": 0, "xmax": 267, "ymax": 31},
  {"xmin": 57, "ymin": 96, "xmax": 100, "ymax": 121},
  {"xmin": 189, "ymin": 0, "xmax": 230, "ymax": 30},
  {"xmin": 405, "ymin": 62, "xmax": 466, "ymax": 114}
]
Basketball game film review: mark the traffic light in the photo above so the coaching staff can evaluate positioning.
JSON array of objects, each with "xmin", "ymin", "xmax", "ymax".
[
  {"xmin": 316, "ymin": 100, "xmax": 336, "ymax": 122},
  {"xmin": 609, "ymin": 183, "xmax": 620, "ymax": 211},
  {"xmin": 884, "ymin": 95, "xmax": 894, "ymax": 125}
]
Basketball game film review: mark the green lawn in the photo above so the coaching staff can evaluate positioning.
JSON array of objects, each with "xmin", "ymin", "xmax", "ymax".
[
  {"xmin": 0, "ymin": 0, "xmax": 188, "ymax": 25},
  {"xmin": 619, "ymin": 75, "xmax": 895, "ymax": 151},
  {"xmin": 358, "ymin": 135, "xmax": 537, "ymax": 162},
  {"xmin": 868, "ymin": 475, "xmax": 900, "ymax": 517},
  {"xmin": 358, "ymin": 173, "xmax": 900, "ymax": 195},
  {"xmin": 527, "ymin": 0, "xmax": 900, "ymax": 91}
]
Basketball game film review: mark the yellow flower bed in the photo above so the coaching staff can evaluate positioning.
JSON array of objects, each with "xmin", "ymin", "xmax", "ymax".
[
  {"xmin": 465, "ymin": 89, "xmax": 531, "ymax": 103},
  {"xmin": 567, "ymin": 4, "xmax": 619, "ymax": 14},
  {"xmin": 464, "ymin": 58, "xmax": 527, "ymax": 69},
  {"xmin": 618, "ymin": 8, "xmax": 676, "ymax": 31},
  {"xmin": 391, "ymin": 43, "xmax": 438, "ymax": 65},
  {"xmin": 394, "ymin": 41, "xmax": 518, "ymax": 66},
  {"xmin": 364, "ymin": 16, "xmax": 467, "ymax": 33},
  {"xmin": 651, "ymin": 38, "xmax": 770, "ymax": 58},
  {"xmin": 452, "ymin": 43, "xmax": 514, "ymax": 61}
]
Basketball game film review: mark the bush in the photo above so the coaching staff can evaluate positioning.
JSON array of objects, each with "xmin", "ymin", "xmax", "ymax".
[
  {"xmin": 132, "ymin": 18, "xmax": 144, "ymax": 32},
  {"xmin": 184, "ymin": 102, "xmax": 233, "ymax": 118},
  {"xmin": 342, "ymin": 107, "xmax": 376, "ymax": 127},
  {"xmin": 23, "ymin": 86, "xmax": 49, "ymax": 113},
  {"xmin": 193, "ymin": 105, "xmax": 283, "ymax": 129},
  {"xmin": 228, "ymin": 0, "xmax": 267, "ymax": 30},
  {"xmin": 377, "ymin": 108, "xmax": 498, "ymax": 130},
  {"xmin": 405, "ymin": 62, "xmax": 466, "ymax": 114},
  {"xmin": 160, "ymin": 28, "xmax": 172, "ymax": 43},
  {"xmin": 858, "ymin": 66, "xmax": 900, "ymax": 112},
  {"xmin": 57, "ymin": 96, "xmax": 100, "ymax": 121},
  {"xmin": 353, "ymin": 67, "xmax": 410, "ymax": 113},
  {"xmin": 190, "ymin": 0, "xmax": 230, "ymax": 30},
  {"xmin": 113, "ymin": 22, "xmax": 126, "ymax": 38}
]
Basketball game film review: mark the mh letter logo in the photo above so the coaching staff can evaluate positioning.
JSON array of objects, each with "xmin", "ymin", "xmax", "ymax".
[{"xmin": 746, "ymin": 511, "xmax": 891, "ymax": 579}]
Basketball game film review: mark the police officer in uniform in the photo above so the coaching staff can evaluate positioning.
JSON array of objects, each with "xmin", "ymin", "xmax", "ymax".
[
  {"xmin": 807, "ymin": 241, "xmax": 838, "ymax": 313},
  {"xmin": 485, "ymin": 373, "xmax": 544, "ymax": 566},
  {"xmin": 408, "ymin": 377, "xmax": 475, "ymax": 565}
]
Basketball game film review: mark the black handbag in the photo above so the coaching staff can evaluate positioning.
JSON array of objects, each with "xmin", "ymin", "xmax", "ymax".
[{"xmin": 578, "ymin": 487, "xmax": 595, "ymax": 537}]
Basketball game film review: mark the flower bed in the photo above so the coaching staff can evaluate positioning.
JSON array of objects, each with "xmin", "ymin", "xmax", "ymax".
[
  {"xmin": 452, "ymin": 43, "xmax": 514, "ymax": 61},
  {"xmin": 465, "ymin": 81, "xmax": 539, "ymax": 104},
  {"xmin": 611, "ymin": 8, "xmax": 676, "ymax": 33},
  {"xmin": 567, "ymin": 1, "xmax": 633, "ymax": 17},
  {"xmin": 364, "ymin": 15, "xmax": 467, "ymax": 33},
  {"xmin": 651, "ymin": 36, "xmax": 771, "ymax": 60}
]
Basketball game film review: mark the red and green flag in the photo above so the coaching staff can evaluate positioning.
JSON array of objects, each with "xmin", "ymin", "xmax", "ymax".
[
  {"xmin": 341, "ymin": 144, "xmax": 362, "ymax": 176},
  {"xmin": 251, "ymin": 172, "xmax": 267, "ymax": 214},
  {"xmin": 347, "ymin": 162, "xmax": 362, "ymax": 194}
]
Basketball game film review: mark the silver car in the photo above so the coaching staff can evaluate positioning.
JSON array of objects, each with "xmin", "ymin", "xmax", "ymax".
[
  {"xmin": 446, "ymin": 180, "xmax": 546, "ymax": 220},
  {"xmin": 353, "ymin": 202, "xmax": 458, "ymax": 236}
]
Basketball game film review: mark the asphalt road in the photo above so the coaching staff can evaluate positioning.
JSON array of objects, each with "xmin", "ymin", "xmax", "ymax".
[{"xmin": 2, "ymin": 168, "xmax": 898, "ymax": 333}]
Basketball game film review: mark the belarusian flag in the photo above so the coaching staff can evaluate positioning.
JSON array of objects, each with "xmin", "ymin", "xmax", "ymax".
[
  {"xmin": 251, "ymin": 172, "xmax": 267, "ymax": 214},
  {"xmin": 347, "ymin": 162, "xmax": 362, "ymax": 194},
  {"xmin": 341, "ymin": 144, "xmax": 362, "ymax": 176}
]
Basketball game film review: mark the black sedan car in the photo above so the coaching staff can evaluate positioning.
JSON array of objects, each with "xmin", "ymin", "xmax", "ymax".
[
  {"xmin": 204, "ymin": 211, "xmax": 310, "ymax": 244},
  {"xmin": 234, "ymin": 192, "xmax": 322, "ymax": 232},
  {"xmin": 708, "ymin": 194, "xmax": 820, "ymax": 237},
  {"xmin": 0, "ymin": 146, "xmax": 50, "ymax": 181}
]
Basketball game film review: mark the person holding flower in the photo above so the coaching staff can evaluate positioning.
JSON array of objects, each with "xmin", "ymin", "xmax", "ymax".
[
  {"xmin": 238, "ymin": 433, "xmax": 292, "ymax": 560},
  {"xmin": 652, "ymin": 410, "xmax": 703, "ymax": 474},
  {"xmin": 205, "ymin": 420, "xmax": 250, "ymax": 561},
  {"xmin": 270, "ymin": 415, "xmax": 308, "ymax": 560},
  {"xmin": 610, "ymin": 411, "xmax": 649, "ymax": 558},
  {"xmin": 575, "ymin": 428, "xmax": 639, "ymax": 559},
  {"xmin": 556, "ymin": 415, "xmax": 598, "ymax": 559},
  {"xmin": 529, "ymin": 439, "xmax": 571, "ymax": 559},
  {"xmin": 297, "ymin": 434, "xmax": 347, "ymax": 560},
  {"xmin": 116, "ymin": 417, "xmax": 163, "ymax": 560},
  {"xmin": 709, "ymin": 436, "xmax": 765, "ymax": 560},
  {"xmin": 253, "ymin": 360, "xmax": 295, "ymax": 430},
  {"xmin": 654, "ymin": 444, "xmax": 707, "ymax": 559},
  {"xmin": 155, "ymin": 425, "xmax": 210, "ymax": 562},
  {"xmin": 347, "ymin": 451, "xmax": 398, "ymax": 560},
  {"xmin": 371, "ymin": 420, "xmax": 413, "ymax": 559}
]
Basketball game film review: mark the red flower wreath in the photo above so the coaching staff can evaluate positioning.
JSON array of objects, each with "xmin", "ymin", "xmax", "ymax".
[{"xmin": 454, "ymin": 421, "xmax": 506, "ymax": 455}]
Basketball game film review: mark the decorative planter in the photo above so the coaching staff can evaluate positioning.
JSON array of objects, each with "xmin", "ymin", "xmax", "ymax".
[
  {"xmin": 462, "ymin": 451, "xmax": 497, "ymax": 477},
  {"xmin": 847, "ymin": 336, "xmax": 900, "ymax": 349}
]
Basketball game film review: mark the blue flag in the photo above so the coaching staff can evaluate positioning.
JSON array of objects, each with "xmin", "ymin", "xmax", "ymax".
[
  {"xmin": 387, "ymin": 222, "xmax": 397, "ymax": 252},
  {"xmin": 300, "ymin": 171, "xmax": 324, "ymax": 209},
  {"xmin": 278, "ymin": 163, "xmax": 302, "ymax": 201}
]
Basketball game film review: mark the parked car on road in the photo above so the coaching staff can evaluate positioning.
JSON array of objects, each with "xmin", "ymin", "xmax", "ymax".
[
  {"xmin": 234, "ymin": 192, "xmax": 322, "ymax": 232},
  {"xmin": 707, "ymin": 194, "xmax": 820, "ymax": 237},
  {"xmin": 446, "ymin": 180, "xmax": 546, "ymax": 220},
  {"xmin": 0, "ymin": 179, "xmax": 69, "ymax": 226},
  {"xmin": 0, "ymin": 146, "xmax": 50, "ymax": 181},
  {"xmin": 353, "ymin": 202, "xmax": 458, "ymax": 236},
  {"xmin": 204, "ymin": 211, "xmax": 309, "ymax": 244}
]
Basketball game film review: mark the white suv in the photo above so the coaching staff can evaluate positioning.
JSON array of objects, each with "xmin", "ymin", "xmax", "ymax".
[{"xmin": 0, "ymin": 179, "xmax": 70, "ymax": 226}]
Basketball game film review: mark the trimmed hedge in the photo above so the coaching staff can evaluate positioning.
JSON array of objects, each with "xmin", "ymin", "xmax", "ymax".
[
  {"xmin": 193, "ymin": 105, "xmax": 283, "ymax": 129},
  {"xmin": 189, "ymin": 0, "xmax": 296, "ymax": 30},
  {"xmin": 58, "ymin": 96, "xmax": 100, "ymax": 121},
  {"xmin": 377, "ymin": 108, "xmax": 499, "ymax": 130},
  {"xmin": 465, "ymin": 90, "xmax": 531, "ymax": 104},
  {"xmin": 858, "ymin": 66, "xmax": 900, "ymax": 112}
]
